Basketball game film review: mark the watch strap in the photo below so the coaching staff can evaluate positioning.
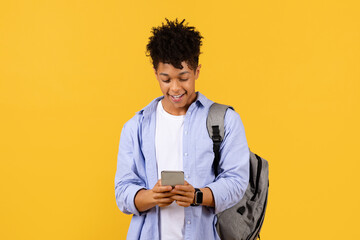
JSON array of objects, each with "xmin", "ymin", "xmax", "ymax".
[{"xmin": 191, "ymin": 188, "xmax": 202, "ymax": 206}]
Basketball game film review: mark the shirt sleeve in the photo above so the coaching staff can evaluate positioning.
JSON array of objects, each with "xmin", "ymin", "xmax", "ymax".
[
  {"xmin": 114, "ymin": 114, "xmax": 147, "ymax": 216},
  {"xmin": 205, "ymin": 108, "xmax": 250, "ymax": 214}
]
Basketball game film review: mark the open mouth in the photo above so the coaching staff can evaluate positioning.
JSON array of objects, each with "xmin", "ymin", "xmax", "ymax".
[{"xmin": 169, "ymin": 93, "xmax": 185, "ymax": 102}]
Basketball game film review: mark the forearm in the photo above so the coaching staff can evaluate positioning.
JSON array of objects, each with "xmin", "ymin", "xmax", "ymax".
[
  {"xmin": 134, "ymin": 189, "xmax": 156, "ymax": 213},
  {"xmin": 200, "ymin": 187, "xmax": 215, "ymax": 207}
]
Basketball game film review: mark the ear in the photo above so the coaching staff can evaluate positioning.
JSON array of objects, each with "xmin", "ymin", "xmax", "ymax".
[
  {"xmin": 195, "ymin": 64, "xmax": 202, "ymax": 80},
  {"xmin": 153, "ymin": 67, "xmax": 159, "ymax": 81}
]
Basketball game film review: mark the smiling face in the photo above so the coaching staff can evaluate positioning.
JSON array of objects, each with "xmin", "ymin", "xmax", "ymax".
[{"xmin": 155, "ymin": 61, "xmax": 201, "ymax": 115}]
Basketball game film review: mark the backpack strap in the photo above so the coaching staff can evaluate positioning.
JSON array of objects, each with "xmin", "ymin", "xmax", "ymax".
[{"xmin": 207, "ymin": 103, "xmax": 234, "ymax": 176}]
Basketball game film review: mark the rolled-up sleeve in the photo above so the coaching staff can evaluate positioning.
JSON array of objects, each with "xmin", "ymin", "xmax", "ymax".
[
  {"xmin": 206, "ymin": 109, "xmax": 249, "ymax": 214},
  {"xmin": 114, "ymin": 115, "xmax": 146, "ymax": 216}
]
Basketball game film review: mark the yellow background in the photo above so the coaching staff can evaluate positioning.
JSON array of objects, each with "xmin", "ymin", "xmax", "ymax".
[{"xmin": 1, "ymin": 0, "xmax": 359, "ymax": 239}]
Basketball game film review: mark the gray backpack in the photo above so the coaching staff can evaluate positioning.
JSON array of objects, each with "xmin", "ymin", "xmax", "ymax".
[{"xmin": 207, "ymin": 103, "xmax": 269, "ymax": 240}]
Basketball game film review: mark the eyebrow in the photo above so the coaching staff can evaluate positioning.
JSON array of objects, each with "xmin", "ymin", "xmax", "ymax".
[{"xmin": 159, "ymin": 71, "xmax": 190, "ymax": 76}]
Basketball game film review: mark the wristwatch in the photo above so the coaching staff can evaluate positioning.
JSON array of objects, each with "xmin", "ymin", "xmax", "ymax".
[{"xmin": 191, "ymin": 188, "xmax": 203, "ymax": 206}]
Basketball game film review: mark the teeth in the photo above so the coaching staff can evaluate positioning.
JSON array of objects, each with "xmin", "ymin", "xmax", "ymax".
[{"xmin": 172, "ymin": 94, "xmax": 183, "ymax": 98}]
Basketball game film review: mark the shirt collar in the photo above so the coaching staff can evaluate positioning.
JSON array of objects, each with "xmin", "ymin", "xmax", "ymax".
[
  {"xmin": 138, "ymin": 91, "xmax": 213, "ymax": 118},
  {"xmin": 195, "ymin": 91, "xmax": 212, "ymax": 108}
]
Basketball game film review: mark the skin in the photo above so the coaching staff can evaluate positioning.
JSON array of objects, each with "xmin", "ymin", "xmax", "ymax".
[
  {"xmin": 154, "ymin": 61, "xmax": 200, "ymax": 116},
  {"xmin": 134, "ymin": 61, "xmax": 215, "ymax": 212}
]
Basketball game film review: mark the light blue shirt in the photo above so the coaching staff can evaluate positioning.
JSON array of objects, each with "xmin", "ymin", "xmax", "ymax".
[{"xmin": 115, "ymin": 92, "xmax": 249, "ymax": 240}]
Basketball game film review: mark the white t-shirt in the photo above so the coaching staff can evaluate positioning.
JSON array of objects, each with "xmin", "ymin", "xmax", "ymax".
[{"xmin": 155, "ymin": 100, "xmax": 185, "ymax": 240}]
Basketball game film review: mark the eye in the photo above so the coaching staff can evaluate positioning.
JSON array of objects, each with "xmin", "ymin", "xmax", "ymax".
[
  {"xmin": 162, "ymin": 79, "xmax": 170, "ymax": 83},
  {"xmin": 180, "ymin": 79, "xmax": 188, "ymax": 81}
]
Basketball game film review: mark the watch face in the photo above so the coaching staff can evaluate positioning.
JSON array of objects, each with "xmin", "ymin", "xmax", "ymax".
[{"xmin": 196, "ymin": 191, "xmax": 203, "ymax": 204}]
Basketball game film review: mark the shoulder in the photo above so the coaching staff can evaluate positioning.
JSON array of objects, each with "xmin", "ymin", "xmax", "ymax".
[
  {"xmin": 122, "ymin": 95, "xmax": 163, "ymax": 133},
  {"xmin": 123, "ymin": 113, "xmax": 142, "ymax": 129},
  {"xmin": 224, "ymin": 107, "xmax": 246, "ymax": 136},
  {"xmin": 218, "ymin": 106, "xmax": 245, "ymax": 134},
  {"xmin": 224, "ymin": 107, "xmax": 241, "ymax": 123},
  {"xmin": 120, "ymin": 114, "xmax": 142, "ymax": 140}
]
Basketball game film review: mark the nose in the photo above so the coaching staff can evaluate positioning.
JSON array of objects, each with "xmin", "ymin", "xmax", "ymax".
[{"xmin": 170, "ymin": 80, "xmax": 181, "ymax": 93}]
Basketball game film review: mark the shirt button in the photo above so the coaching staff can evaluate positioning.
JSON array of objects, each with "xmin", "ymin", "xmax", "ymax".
[
  {"xmin": 184, "ymin": 131, "xmax": 188, "ymax": 135},
  {"xmin": 184, "ymin": 153, "xmax": 188, "ymax": 156},
  {"xmin": 187, "ymin": 221, "xmax": 191, "ymax": 225},
  {"xmin": 186, "ymin": 175, "xmax": 190, "ymax": 179}
]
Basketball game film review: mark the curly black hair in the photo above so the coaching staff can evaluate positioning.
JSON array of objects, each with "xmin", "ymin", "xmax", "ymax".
[{"xmin": 146, "ymin": 18, "xmax": 203, "ymax": 71}]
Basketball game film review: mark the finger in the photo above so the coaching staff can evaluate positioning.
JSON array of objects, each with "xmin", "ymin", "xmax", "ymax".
[
  {"xmin": 156, "ymin": 199, "xmax": 174, "ymax": 207},
  {"xmin": 158, "ymin": 200, "xmax": 175, "ymax": 207},
  {"xmin": 153, "ymin": 192, "xmax": 175, "ymax": 199},
  {"xmin": 175, "ymin": 200, "xmax": 191, "ymax": 207},
  {"xmin": 153, "ymin": 185, "xmax": 173, "ymax": 193},
  {"xmin": 171, "ymin": 194, "xmax": 192, "ymax": 203},
  {"xmin": 154, "ymin": 179, "xmax": 162, "ymax": 187},
  {"xmin": 156, "ymin": 197, "xmax": 174, "ymax": 204},
  {"xmin": 174, "ymin": 184, "xmax": 193, "ymax": 192},
  {"xmin": 159, "ymin": 186, "xmax": 173, "ymax": 192},
  {"xmin": 170, "ymin": 189, "xmax": 192, "ymax": 197}
]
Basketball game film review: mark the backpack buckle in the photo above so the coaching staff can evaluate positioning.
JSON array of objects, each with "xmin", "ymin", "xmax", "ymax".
[
  {"xmin": 212, "ymin": 135, "xmax": 222, "ymax": 142},
  {"xmin": 212, "ymin": 125, "xmax": 222, "ymax": 142}
]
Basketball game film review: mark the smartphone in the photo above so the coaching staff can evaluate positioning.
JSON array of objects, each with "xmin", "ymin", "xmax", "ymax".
[{"xmin": 161, "ymin": 170, "xmax": 184, "ymax": 187}]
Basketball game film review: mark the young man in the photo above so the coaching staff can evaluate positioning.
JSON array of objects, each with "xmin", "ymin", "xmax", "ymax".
[{"xmin": 115, "ymin": 19, "xmax": 249, "ymax": 240}]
